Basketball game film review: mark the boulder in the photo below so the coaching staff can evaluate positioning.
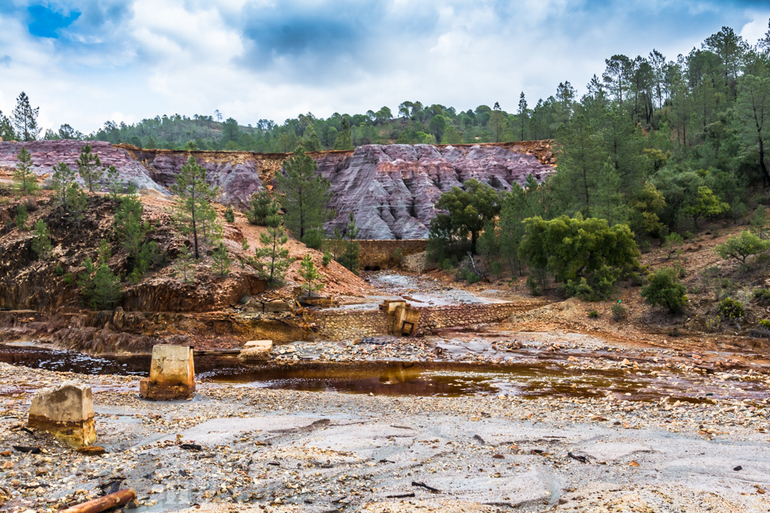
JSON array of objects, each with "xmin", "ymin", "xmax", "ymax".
[
  {"xmin": 139, "ymin": 345, "xmax": 195, "ymax": 400},
  {"xmin": 238, "ymin": 340, "xmax": 273, "ymax": 364},
  {"xmin": 27, "ymin": 382, "xmax": 97, "ymax": 448}
]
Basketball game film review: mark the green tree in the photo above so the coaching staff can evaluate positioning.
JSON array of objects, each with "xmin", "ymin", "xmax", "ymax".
[
  {"xmin": 11, "ymin": 92, "xmax": 40, "ymax": 141},
  {"xmin": 685, "ymin": 185, "xmax": 729, "ymax": 228},
  {"xmin": 302, "ymin": 124, "xmax": 322, "ymax": 151},
  {"xmin": 276, "ymin": 147, "xmax": 331, "ymax": 242},
  {"xmin": 336, "ymin": 212, "xmax": 360, "ymax": 274},
  {"xmin": 520, "ymin": 215, "xmax": 640, "ymax": 300},
  {"xmin": 114, "ymin": 194, "xmax": 148, "ymax": 262},
  {"xmin": 224, "ymin": 205, "xmax": 235, "ymax": 223},
  {"xmin": 715, "ymin": 231, "xmax": 770, "ymax": 264},
  {"xmin": 31, "ymin": 219, "xmax": 51, "ymax": 259},
  {"xmin": 51, "ymin": 162, "xmax": 77, "ymax": 210},
  {"xmin": 13, "ymin": 146, "xmax": 37, "ymax": 196},
  {"xmin": 15, "ymin": 204, "xmax": 28, "ymax": 230},
  {"xmin": 77, "ymin": 241, "xmax": 123, "ymax": 309},
  {"xmin": 0, "ymin": 110, "xmax": 16, "ymax": 140},
  {"xmin": 104, "ymin": 165, "xmax": 123, "ymax": 199},
  {"xmin": 429, "ymin": 115, "xmax": 447, "ymax": 142},
  {"xmin": 517, "ymin": 92, "xmax": 529, "ymax": 140},
  {"xmin": 489, "ymin": 108, "xmax": 505, "ymax": 142},
  {"xmin": 430, "ymin": 178, "xmax": 502, "ymax": 255},
  {"xmin": 212, "ymin": 242, "xmax": 232, "ymax": 276},
  {"xmin": 246, "ymin": 189, "xmax": 275, "ymax": 226},
  {"xmin": 173, "ymin": 245, "xmax": 195, "ymax": 283},
  {"xmin": 170, "ymin": 156, "xmax": 220, "ymax": 259},
  {"xmin": 735, "ymin": 74, "xmax": 770, "ymax": 186},
  {"xmin": 333, "ymin": 117, "xmax": 353, "ymax": 150},
  {"xmin": 750, "ymin": 206, "xmax": 769, "ymax": 239},
  {"xmin": 552, "ymin": 115, "xmax": 605, "ymax": 217},
  {"xmin": 641, "ymin": 268, "xmax": 687, "ymax": 314},
  {"xmin": 298, "ymin": 254, "xmax": 324, "ymax": 297},
  {"xmin": 76, "ymin": 143, "xmax": 103, "ymax": 193},
  {"xmin": 252, "ymin": 200, "xmax": 291, "ymax": 286}
]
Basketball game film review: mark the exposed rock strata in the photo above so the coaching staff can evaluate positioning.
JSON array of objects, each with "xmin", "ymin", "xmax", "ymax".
[
  {"xmin": 0, "ymin": 140, "xmax": 164, "ymax": 192},
  {"xmin": 0, "ymin": 141, "xmax": 554, "ymax": 239}
]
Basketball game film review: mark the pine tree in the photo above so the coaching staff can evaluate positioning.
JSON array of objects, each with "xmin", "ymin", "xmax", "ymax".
[
  {"xmin": 105, "ymin": 165, "xmax": 122, "ymax": 199},
  {"xmin": 11, "ymin": 92, "xmax": 40, "ymax": 141},
  {"xmin": 15, "ymin": 204, "xmax": 28, "ymax": 230},
  {"xmin": 245, "ymin": 189, "xmax": 274, "ymax": 225},
  {"xmin": 212, "ymin": 241, "xmax": 232, "ymax": 276},
  {"xmin": 333, "ymin": 117, "xmax": 353, "ymax": 150},
  {"xmin": 170, "ymin": 156, "xmax": 220, "ymax": 259},
  {"xmin": 51, "ymin": 162, "xmax": 77, "ymax": 209},
  {"xmin": 173, "ymin": 245, "xmax": 195, "ymax": 283},
  {"xmin": 298, "ymin": 254, "xmax": 324, "ymax": 297},
  {"xmin": 337, "ymin": 212, "xmax": 360, "ymax": 274},
  {"xmin": 115, "ymin": 194, "xmax": 148, "ymax": 260},
  {"xmin": 76, "ymin": 143, "xmax": 103, "ymax": 192},
  {"xmin": 13, "ymin": 146, "xmax": 37, "ymax": 196},
  {"xmin": 0, "ymin": 110, "xmax": 15, "ymax": 140},
  {"xmin": 31, "ymin": 220, "xmax": 51, "ymax": 259},
  {"xmin": 275, "ymin": 147, "xmax": 331, "ymax": 242},
  {"xmin": 252, "ymin": 200, "xmax": 291, "ymax": 286}
]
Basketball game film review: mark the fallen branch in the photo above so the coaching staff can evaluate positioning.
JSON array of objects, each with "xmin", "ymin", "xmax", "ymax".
[
  {"xmin": 412, "ymin": 481, "xmax": 441, "ymax": 493},
  {"xmin": 60, "ymin": 488, "xmax": 136, "ymax": 513}
]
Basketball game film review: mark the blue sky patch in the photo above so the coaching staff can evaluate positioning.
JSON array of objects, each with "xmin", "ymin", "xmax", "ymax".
[{"xmin": 28, "ymin": 4, "xmax": 81, "ymax": 39}]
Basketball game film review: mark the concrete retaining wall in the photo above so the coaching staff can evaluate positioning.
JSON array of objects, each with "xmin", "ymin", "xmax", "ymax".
[{"xmin": 312, "ymin": 310, "xmax": 391, "ymax": 341}]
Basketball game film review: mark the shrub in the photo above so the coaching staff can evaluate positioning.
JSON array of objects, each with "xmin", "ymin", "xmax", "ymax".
[
  {"xmin": 588, "ymin": 310, "xmax": 599, "ymax": 319},
  {"xmin": 641, "ymin": 268, "xmax": 687, "ymax": 314},
  {"xmin": 54, "ymin": 264, "xmax": 64, "ymax": 276},
  {"xmin": 322, "ymin": 250, "xmax": 332, "ymax": 266},
  {"xmin": 755, "ymin": 289, "xmax": 770, "ymax": 300},
  {"xmin": 15, "ymin": 204, "xmax": 28, "ymax": 230},
  {"xmin": 31, "ymin": 220, "xmax": 52, "ymax": 259},
  {"xmin": 715, "ymin": 231, "xmax": 770, "ymax": 264},
  {"xmin": 759, "ymin": 319, "xmax": 770, "ymax": 329},
  {"xmin": 717, "ymin": 298, "xmax": 744, "ymax": 320},
  {"xmin": 611, "ymin": 304, "xmax": 627, "ymax": 321},
  {"xmin": 224, "ymin": 205, "xmax": 235, "ymax": 223}
]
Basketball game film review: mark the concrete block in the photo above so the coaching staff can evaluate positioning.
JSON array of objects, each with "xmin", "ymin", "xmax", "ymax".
[
  {"xmin": 238, "ymin": 340, "xmax": 273, "ymax": 364},
  {"xmin": 27, "ymin": 382, "xmax": 97, "ymax": 448},
  {"xmin": 140, "ymin": 345, "xmax": 195, "ymax": 400}
]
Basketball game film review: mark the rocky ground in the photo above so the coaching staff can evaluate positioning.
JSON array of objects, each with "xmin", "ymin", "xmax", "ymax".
[{"xmin": 0, "ymin": 317, "xmax": 769, "ymax": 513}]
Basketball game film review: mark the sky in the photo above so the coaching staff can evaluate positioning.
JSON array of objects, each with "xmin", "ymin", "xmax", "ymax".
[{"xmin": 0, "ymin": 0, "xmax": 769, "ymax": 135}]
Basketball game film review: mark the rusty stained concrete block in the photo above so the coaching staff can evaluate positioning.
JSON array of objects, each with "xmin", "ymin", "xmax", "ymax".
[
  {"xmin": 238, "ymin": 340, "xmax": 273, "ymax": 364},
  {"xmin": 140, "ymin": 345, "xmax": 195, "ymax": 401},
  {"xmin": 27, "ymin": 382, "xmax": 97, "ymax": 448}
]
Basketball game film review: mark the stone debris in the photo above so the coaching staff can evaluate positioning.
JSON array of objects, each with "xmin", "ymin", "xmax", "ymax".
[
  {"xmin": 139, "ymin": 345, "xmax": 195, "ymax": 400},
  {"xmin": 27, "ymin": 382, "xmax": 97, "ymax": 448}
]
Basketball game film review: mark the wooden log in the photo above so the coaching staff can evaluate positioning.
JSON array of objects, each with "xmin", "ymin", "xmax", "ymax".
[
  {"xmin": 60, "ymin": 488, "xmax": 136, "ymax": 513},
  {"xmin": 193, "ymin": 349, "xmax": 241, "ymax": 356}
]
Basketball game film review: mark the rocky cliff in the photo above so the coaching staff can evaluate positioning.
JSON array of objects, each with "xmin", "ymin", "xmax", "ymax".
[{"xmin": 0, "ymin": 140, "xmax": 554, "ymax": 239}]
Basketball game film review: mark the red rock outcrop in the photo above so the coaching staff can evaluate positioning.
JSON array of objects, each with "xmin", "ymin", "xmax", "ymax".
[{"xmin": 0, "ymin": 141, "xmax": 554, "ymax": 239}]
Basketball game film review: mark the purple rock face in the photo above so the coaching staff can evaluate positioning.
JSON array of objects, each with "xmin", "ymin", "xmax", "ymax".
[
  {"xmin": 319, "ymin": 144, "xmax": 554, "ymax": 239},
  {"xmin": 0, "ymin": 141, "xmax": 554, "ymax": 240},
  {"xmin": 0, "ymin": 140, "xmax": 165, "ymax": 193}
]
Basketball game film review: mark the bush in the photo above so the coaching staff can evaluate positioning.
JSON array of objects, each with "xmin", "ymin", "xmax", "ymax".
[
  {"xmin": 611, "ymin": 304, "xmax": 627, "ymax": 321},
  {"xmin": 641, "ymin": 268, "xmax": 687, "ymax": 314},
  {"xmin": 224, "ymin": 205, "xmax": 235, "ymax": 223},
  {"xmin": 54, "ymin": 264, "xmax": 64, "ymax": 276},
  {"xmin": 718, "ymin": 298, "xmax": 744, "ymax": 320},
  {"xmin": 754, "ymin": 289, "xmax": 770, "ymax": 300},
  {"xmin": 715, "ymin": 231, "xmax": 770, "ymax": 264},
  {"xmin": 588, "ymin": 310, "xmax": 599, "ymax": 319},
  {"xmin": 759, "ymin": 319, "xmax": 770, "ymax": 329},
  {"xmin": 322, "ymin": 250, "xmax": 332, "ymax": 266}
]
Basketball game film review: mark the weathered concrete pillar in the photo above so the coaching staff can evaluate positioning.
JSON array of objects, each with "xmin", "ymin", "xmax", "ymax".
[
  {"xmin": 27, "ymin": 382, "xmax": 97, "ymax": 448},
  {"xmin": 139, "ymin": 345, "xmax": 195, "ymax": 400},
  {"xmin": 237, "ymin": 340, "xmax": 273, "ymax": 364}
]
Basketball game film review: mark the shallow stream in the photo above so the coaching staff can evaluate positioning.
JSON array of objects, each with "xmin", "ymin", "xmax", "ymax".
[{"xmin": 1, "ymin": 344, "xmax": 766, "ymax": 403}]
